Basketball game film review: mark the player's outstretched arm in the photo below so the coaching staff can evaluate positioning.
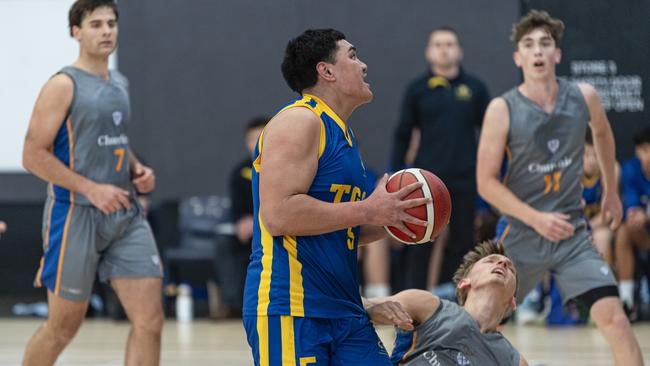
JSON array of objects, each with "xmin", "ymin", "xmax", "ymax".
[
  {"xmin": 477, "ymin": 98, "xmax": 574, "ymax": 242},
  {"xmin": 23, "ymin": 74, "xmax": 129, "ymax": 214},
  {"xmin": 366, "ymin": 289, "xmax": 439, "ymax": 327},
  {"xmin": 259, "ymin": 108, "xmax": 429, "ymax": 237},
  {"xmin": 363, "ymin": 296, "xmax": 414, "ymax": 331},
  {"xmin": 579, "ymin": 82, "xmax": 622, "ymax": 229},
  {"xmin": 388, "ymin": 289, "xmax": 440, "ymax": 325}
]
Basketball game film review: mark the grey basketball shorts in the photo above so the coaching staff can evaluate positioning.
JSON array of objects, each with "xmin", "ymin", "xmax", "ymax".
[
  {"xmin": 500, "ymin": 219, "xmax": 616, "ymax": 304},
  {"xmin": 34, "ymin": 197, "xmax": 163, "ymax": 302}
]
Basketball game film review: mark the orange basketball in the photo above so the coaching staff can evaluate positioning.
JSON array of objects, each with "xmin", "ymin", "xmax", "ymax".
[{"xmin": 384, "ymin": 168, "xmax": 452, "ymax": 244}]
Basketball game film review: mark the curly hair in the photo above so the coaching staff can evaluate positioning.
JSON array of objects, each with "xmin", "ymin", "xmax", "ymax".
[
  {"xmin": 511, "ymin": 9, "xmax": 565, "ymax": 46},
  {"xmin": 281, "ymin": 29, "xmax": 346, "ymax": 94}
]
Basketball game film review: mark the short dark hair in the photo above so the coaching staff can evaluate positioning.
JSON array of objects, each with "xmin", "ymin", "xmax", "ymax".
[
  {"xmin": 453, "ymin": 241, "xmax": 518, "ymax": 306},
  {"xmin": 511, "ymin": 9, "xmax": 564, "ymax": 46},
  {"xmin": 281, "ymin": 29, "xmax": 346, "ymax": 94},
  {"xmin": 245, "ymin": 116, "xmax": 269, "ymax": 134},
  {"xmin": 69, "ymin": 0, "xmax": 119, "ymax": 37},
  {"xmin": 430, "ymin": 26, "xmax": 461, "ymax": 45},
  {"xmin": 633, "ymin": 125, "xmax": 650, "ymax": 146}
]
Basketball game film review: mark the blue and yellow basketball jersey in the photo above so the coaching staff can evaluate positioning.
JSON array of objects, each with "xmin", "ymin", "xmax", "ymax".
[
  {"xmin": 622, "ymin": 157, "xmax": 650, "ymax": 217},
  {"xmin": 582, "ymin": 173, "xmax": 602, "ymax": 219},
  {"xmin": 243, "ymin": 94, "xmax": 370, "ymax": 319}
]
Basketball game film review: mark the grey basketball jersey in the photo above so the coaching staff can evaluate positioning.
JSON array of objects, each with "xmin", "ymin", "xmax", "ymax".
[
  {"xmin": 48, "ymin": 66, "xmax": 132, "ymax": 205},
  {"xmin": 501, "ymin": 78, "xmax": 589, "ymax": 225},
  {"xmin": 392, "ymin": 300, "xmax": 519, "ymax": 366}
]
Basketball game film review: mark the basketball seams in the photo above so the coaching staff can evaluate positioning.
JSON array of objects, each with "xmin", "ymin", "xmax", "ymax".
[
  {"xmin": 410, "ymin": 169, "xmax": 435, "ymax": 244},
  {"xmin": 397, "ymin": 169, "xmax": 406, "ymax": 189},
  {"xmin": 384, "ymin": 168, "xmax": 450, "ymax": 245},
  {"xmin": 428, "ymin": 174, "xmax": 451, "ymax": 235},
  {"xmin": 385, "ymin": 168, "xmax": 410, "ymax": 243}
]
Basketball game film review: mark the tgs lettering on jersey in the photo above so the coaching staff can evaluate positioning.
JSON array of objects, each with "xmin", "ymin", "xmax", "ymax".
[
  {"xmin": 329, "ymin": 184, "xmax": 367, "ymax": 203},
  {"xmin": 330, "ymin": 183, "xmax": 367, "ymax": 250}
]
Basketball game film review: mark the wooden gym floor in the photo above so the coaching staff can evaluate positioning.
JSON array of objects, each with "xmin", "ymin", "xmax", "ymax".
[{"xmin": 0, "ymin": 319, "xmax": 648, "ymax": 365}]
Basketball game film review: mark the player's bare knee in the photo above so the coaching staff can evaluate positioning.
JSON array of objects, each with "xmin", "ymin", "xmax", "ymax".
[
  {"xmin": 130, "ymin": 307, "xmax": 164, "ymax": 335},
  {"xmin": 45, "ymin": 320, "xmax": 82, "ymax": 347},
  {"xmin": 610, "ymin": 309, "xmax": 632, "ymax": 332},
  {"xmin": 596, "ymin": 302, "xmax": 630, "ymax": 330}
]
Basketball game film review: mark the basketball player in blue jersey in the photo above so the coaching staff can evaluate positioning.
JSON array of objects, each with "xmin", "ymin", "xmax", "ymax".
[
  {"xmin": 476, "ymin": 10, "xmax": 643, "ymax": 365},
  {"xmin": 21, "ymin": 1, "xmax": 163, "ymax": 365},
  {"xmin": 242, "ymin": 29, "xmax": 429, "ymax": 365},
  {"xmin": 615, "ymin": 126, "xmax": 650, "ymax": 320},
  {"xmin": 583, "ymin": 129, "xmax": 616, "ymax": 264}
]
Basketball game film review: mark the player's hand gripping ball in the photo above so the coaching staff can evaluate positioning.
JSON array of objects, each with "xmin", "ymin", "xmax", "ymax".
[{"xmin": 384, "ymin": 168, "xmax": 451, "ymax": 244}]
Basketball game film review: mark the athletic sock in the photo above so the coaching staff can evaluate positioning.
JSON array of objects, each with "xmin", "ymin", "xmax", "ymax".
[
  {"xmin": 619, "ymin": 280, "xmax": 634, "ymax": 307},
  {"xmin": 364, "ymin": 284, "xmax": 390, "ymax": 298}
]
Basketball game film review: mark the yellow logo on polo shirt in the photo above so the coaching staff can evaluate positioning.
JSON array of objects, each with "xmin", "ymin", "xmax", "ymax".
[
  {"xmin": 455, "ymin": 84, "xmax": 472, "ymax": 101},
  {"xmin": 427, "ymin": 76, "xmax": 449, "ymax": 89},
  {"xmin": 240, "ymin": 167, "xmax": 252, "ymax": 181}
]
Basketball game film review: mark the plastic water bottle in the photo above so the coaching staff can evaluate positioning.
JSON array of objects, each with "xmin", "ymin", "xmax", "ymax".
[
  {"xmin": 176, "ymin": 284, "xmax": 193, "ymax": 322},
  {"xmin": 12, "ymin": 302, "xmax": 48, "ymax": 317}
]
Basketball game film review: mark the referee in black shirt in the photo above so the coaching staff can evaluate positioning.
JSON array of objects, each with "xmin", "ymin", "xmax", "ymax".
[{"xmin": 390, "ymin": 26, "xmax": 490, "ymax": 293}]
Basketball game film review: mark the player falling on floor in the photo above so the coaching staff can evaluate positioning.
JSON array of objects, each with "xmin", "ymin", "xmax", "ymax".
[{"xmin": 368, "ymin": 241, "xmax": 528, "ymax": 366}]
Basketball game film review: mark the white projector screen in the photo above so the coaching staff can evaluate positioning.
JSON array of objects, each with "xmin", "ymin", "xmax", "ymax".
[{"xmin": 0, "ymin": 0, "xmax": 116, "ymax": 172}]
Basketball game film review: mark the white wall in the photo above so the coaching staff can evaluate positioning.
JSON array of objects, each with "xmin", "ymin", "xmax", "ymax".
[{"xmin": 0, "ymin": 0, "xmax": 116, "ymax": 172}]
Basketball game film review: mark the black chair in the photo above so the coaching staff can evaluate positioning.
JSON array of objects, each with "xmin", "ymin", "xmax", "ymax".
[{"xmin": 163, "ymin": 196, "xmax": 235, "ymax": 316}]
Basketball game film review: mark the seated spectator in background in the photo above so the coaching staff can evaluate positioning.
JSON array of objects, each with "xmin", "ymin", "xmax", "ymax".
[
  {"xmin": 213, "ymin": 116, "xmax": 267, "ymax": 318},
  {"xmin": 367, "ymin": 241, "xmax": 528, "ymax": 366},
  {"xmin": 616, "ymin": 126, "xmax": 650, "ymax": 320},
  {"xmin": 0, "ymin": 220, "xmax": 6, "ymax": 235},
  {"xmin": 583, "ymin": 129, "xmax": 617, "ymax": 265}
]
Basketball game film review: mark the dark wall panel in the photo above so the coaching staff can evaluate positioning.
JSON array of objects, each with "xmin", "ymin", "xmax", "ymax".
[
  {"xmin": 1, "ymin": 0, "xmax": 520, "ymax": 201},
  {"xmin": 118, "ymin": 0, "xmax": 520, "ymax": 200},
  {"xmin": 0, "ymin": 203, "xmax": 44, "ymax": 297},
  {"xmin": 524, "ymin": 0, "xmax": 650, "ymax": 159}
]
